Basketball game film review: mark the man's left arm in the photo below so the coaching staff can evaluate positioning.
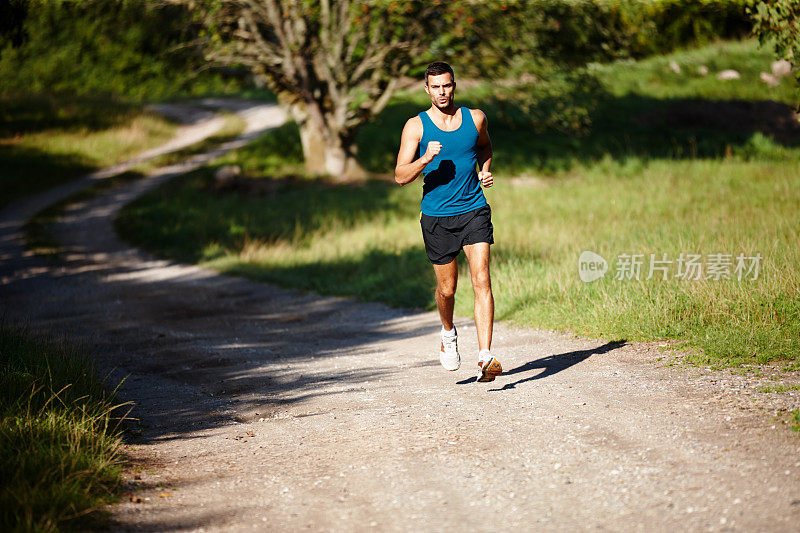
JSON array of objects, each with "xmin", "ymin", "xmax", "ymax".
[{"xmin": 472, "ymin": 109, "xmax": 493, "ymax": 188}]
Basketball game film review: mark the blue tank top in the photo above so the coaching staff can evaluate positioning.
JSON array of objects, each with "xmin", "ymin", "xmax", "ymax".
[{"xmin": 419, "ymin": 107, "xmax": 487, "ymax": 216}]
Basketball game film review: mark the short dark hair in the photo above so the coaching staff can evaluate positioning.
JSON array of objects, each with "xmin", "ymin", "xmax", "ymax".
[{"xmin": 425, "ymin": 61, "xmax": 454, "ymax": 85}]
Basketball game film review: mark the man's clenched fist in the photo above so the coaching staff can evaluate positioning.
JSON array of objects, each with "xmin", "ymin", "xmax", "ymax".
[
  {"xmin": 478, "ymin": 170, "xmax": 493, "ymax": 188},
  {"xmin": 425, "ymin": 141, "xmax": 442, "ymax": 162}
]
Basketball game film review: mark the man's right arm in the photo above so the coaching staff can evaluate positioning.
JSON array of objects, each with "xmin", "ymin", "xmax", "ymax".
[{"xmin": 395, "ymin": 117, "xmax": 440, "ymax": 186}]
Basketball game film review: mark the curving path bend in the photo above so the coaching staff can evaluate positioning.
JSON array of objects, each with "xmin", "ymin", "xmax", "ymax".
[{"xmin": 1, "ymin": 100, "xmax": 799, "ymax": 532}]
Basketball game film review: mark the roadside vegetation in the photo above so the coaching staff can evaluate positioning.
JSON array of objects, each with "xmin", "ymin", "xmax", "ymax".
[
  {"xmin": 0, "ymin": 96, "xmax": 176, "ymax": 209},
  {"xmin": 0, "ymin": 326, "xmax": 127, "ymax": 531},
  {"xmin": 0, "ymin": 0, "xmax": 256, "ymax": 209},
  {"xmin": 22, "ymin": 111, "xmax": 248, "ymax": 258},
  {"xmin": 5, "ymin": 0, "xmax": 795, "ymax": 527},
  {"xmin": 118, "ymin": 39, "xmax": 800, "ymax": 369}
]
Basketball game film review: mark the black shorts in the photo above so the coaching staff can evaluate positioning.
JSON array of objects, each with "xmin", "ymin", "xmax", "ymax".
[{"xmin": 420, "ymin": 205, "xmax": 494, "ymax": 265}]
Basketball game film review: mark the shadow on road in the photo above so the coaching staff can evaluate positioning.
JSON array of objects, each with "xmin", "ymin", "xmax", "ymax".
[
  {"xmin": 456, "ymin": 340, "xmax": 626, "ymax": 388},
  {"xmin": 1, "ymin": 248, "xmax": 441, "ymax": 443}
]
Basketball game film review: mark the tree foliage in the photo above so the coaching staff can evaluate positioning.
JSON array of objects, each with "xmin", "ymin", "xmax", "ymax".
[
  {"xmin": 0, "ymin": 0, "xmax": 28, "ymax": 51},
  {"xmin": 0, "ymin": 0, "xmax": 238, "ymax": 100},
  {"xmin": 185, "ymin": 0, "xmax": 755, "ymax": 179},
  {"xmin": 0, "ymin": 0, "xmax": 760, "ymax": 179},
  {"xmin": 191, "ymin": 0, "xmax": 454, "ymax": 179},
  {"xmin": 751, "ymin": 0, "xmax": 800, "ymax": 84},
  {"xmin": 443, "ymin": 0, "xmax": 753, "ymax": 78}
]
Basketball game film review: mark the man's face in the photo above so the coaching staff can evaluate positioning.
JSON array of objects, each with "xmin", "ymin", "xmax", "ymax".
[{"xmin": 425, "ymin": 72, "xmax": 455, "ymax": 110}]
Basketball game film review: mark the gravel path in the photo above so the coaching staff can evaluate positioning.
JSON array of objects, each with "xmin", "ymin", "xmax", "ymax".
[{"xmin": 1, "ymin": 100, "xmax": 799, "ymax": 532}]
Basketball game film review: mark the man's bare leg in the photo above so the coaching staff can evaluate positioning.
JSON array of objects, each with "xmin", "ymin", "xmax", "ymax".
[
  {"xmin": 433, "ymin": 259, "xmax": 460, "ymax": 370},
  {"xmin": 432, "ymin": 259, "xmax": 458, "ymax": 330},
  {"xmin": 463, "ymin": 243, "xmax": 493, "ymax": 351}
]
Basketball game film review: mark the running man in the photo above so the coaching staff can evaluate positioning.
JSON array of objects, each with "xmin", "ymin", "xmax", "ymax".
[{"xmin": 394, "ymin": 61, "xmax": 502, "ymax": 383}]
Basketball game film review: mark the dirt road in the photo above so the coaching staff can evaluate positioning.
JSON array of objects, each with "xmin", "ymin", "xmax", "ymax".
[{"xmin": 1, "ymin": 101, "xmax": 799, "ymax": 532}]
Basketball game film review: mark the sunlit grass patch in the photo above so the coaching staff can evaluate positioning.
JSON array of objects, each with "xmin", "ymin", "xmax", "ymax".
[
  {"xmin": 15, "ymin": 113, "xmax": 173, "ymax": 166},
  {"xmin": 215, "ymin": 207, "xmax": 432, "ymax": 308},
  {"xmin": 476, "ymin": 158, "xmax": 800, "ymax": 366},
  {"xmin": 21, "ymin": 111, "xmax": 247, "ymax": 261},
  {"xmin": 0, "ymin": 326, "xmax": 128, "ymax": 531},
  {"xmin": 758, "ymin": 384, "xmax": 800, "ymax": 393},
  {"xmin": 119, "ymin": 154, "xmax": 800, "ymax": 366},
  {"xmin": 592, "ymin": 39, "xmax": 800, "ymax": 103},
  {"xmin": 131, "ymin": 111, "xmax": 247, "ymax": 172},
  {"xmin": 213, "ymin": 121, "xmax": 305, "ymax": 177},
  {"xmin": 117, "ymin": 39, "xmax": 800, "ymax": 368},
  {"xmin": 0, "ymin": 95, "xmax": 176, "ymax": 208}
]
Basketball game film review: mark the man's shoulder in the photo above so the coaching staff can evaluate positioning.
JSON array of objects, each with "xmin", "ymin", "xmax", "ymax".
[
  {"xmin": 467, "ymin": 108, "xmax": 487, "ymax": 125},
  {"xmin": 402, "ymin": 115, "xmax": 424, "ymax": 137}
]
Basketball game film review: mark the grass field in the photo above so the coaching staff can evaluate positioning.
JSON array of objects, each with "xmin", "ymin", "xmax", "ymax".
[
  {"xmin": 113, "ymin": 40, "xmax": 799, "ymax": 368},
  {"xmin": 0, "ymin": 95, "xmax": 176, "ymax": 208},
  {"xmin": 0, "ymin": 327, "xmax": 127, "ymax": 531},
  {"xmin": 22, "ymin": 112, "xmax": 247, "ymax": 261}
]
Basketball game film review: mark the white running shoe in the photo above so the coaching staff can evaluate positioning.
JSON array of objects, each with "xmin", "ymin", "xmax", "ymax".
[{"xmin": 440, "ymin": 328, "xmax": 460, "ymax": 371}]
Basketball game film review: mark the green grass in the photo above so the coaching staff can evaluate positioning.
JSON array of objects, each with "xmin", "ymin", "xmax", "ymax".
[
  {"xmin": 359, "ymin": 40, "xmax": 800, "ymax": 175},
  {"xmin": 0, "ymin": 95, "xmax": 176, "ymax": 209},
  {"xmin": 129, "ymin": 111, "xmax": 247, "ymax": 172},
  {"xmin": 792, "ymin": 410, "xmax": 800, "ymax": 433},
  {"xmin": 0, "ymin": 326, "xmax": 128, "ymax": 531},
  {"xmin": 592, "ymin": 39, "xmax": 800, "ymax": 103},
  {"xmin": 758, "ymin": 384, "xmax": 800, "ymax": 393},
  {"xmin": 211, "ymin": 121, "xmax": 306, "ymax": 177},
  {"xmin": 21, "ymin": 112, "xmax": 246, "ymax": 260},
  {"xmin": 24, "ymin": 170, "xmax": 147, "ymax": 259},
  {"xmin": 117, "ymin": 156, "xmax": 800, "ymax": 366},
  {"xmin": 115, "ymin": 39, "xmax": 800, "ymax": 368}
]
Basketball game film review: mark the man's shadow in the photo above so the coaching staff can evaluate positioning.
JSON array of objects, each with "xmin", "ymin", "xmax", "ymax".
[{"xmin": 457, "ymin": 340, "xmax": 626, "ymax": 389}]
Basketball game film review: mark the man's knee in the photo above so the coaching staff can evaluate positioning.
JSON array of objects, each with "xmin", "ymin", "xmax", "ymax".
[
  {"xmin": 472, "ymin": 269, "xmax": 491, "ymax": 293},
  {"xmin": 437, "ymin": 283, "xmax": 456, "ymax": 300}
]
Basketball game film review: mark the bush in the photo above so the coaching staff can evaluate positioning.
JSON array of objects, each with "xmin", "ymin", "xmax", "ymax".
[
  {"xmin": 435, "ymin": 0, "xmax": 753, "ymax": 133},
  {"xmin": 490, "ymin": 69, "xmax": 603, "ymax": 136},
  {"xmin": 1, "ymin": 1, "xmax": 755, "ymax": 101},
  {"xmin": 646, "ymin": 0, "xmax": 755, "ymax": 53},
  {"xmin": 0, "ymin": 0, "xmax": 244, "ymax": 100},
  {"xmin": 440, "ymin": 0, "xmax": 754, "ymax": 76}
]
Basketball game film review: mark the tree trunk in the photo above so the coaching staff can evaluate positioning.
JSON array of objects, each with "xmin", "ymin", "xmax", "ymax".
[{"xmin": 287, "ymin": 102, "xmax": 367, "ymax": 182}]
